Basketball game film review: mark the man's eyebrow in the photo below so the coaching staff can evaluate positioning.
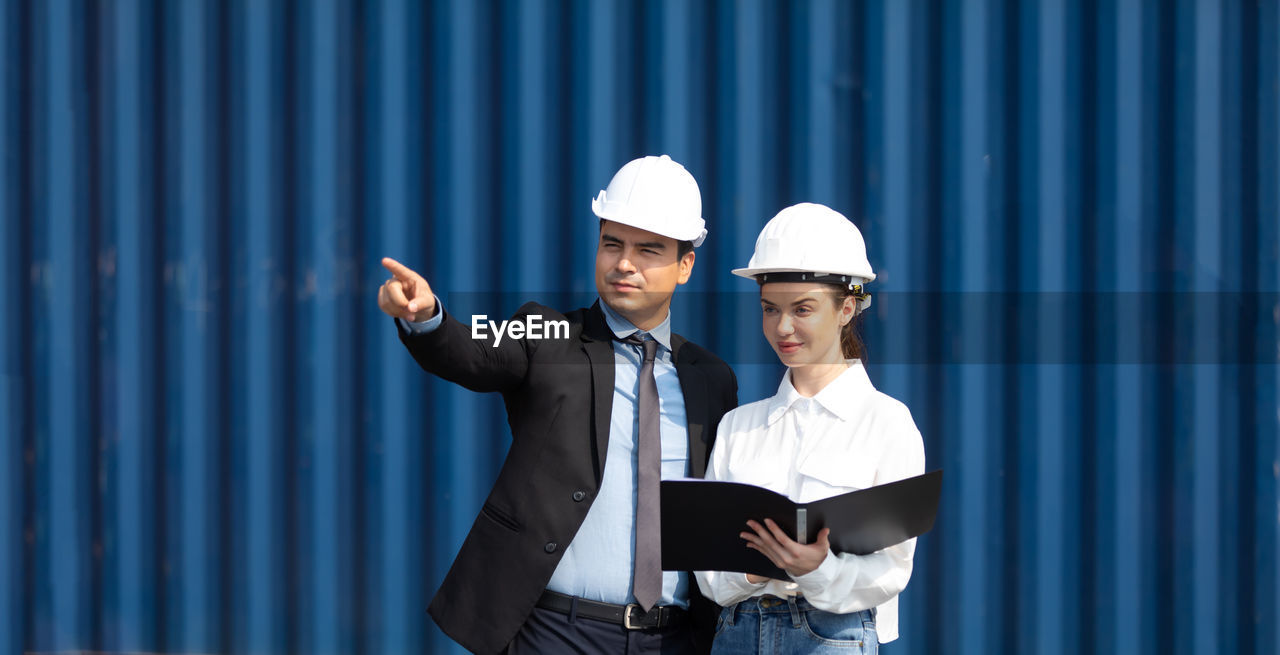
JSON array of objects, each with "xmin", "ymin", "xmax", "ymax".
[{"xmin": 601, "ymin": 234, "xmax": 666, "ymax": 251}]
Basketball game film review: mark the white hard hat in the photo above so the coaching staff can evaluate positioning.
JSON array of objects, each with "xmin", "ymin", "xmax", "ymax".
[
  {"xmin": 592, "ymin": 155, "xmax": 707, "ymax": 247},
  {"xmin": 732, "ymin": 203, "xmax": 876, "ymax": 311}
]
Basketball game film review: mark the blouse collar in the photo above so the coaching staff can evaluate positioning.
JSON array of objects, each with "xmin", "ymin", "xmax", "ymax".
[{"xmin": 767, "ymin": 359, "xmax": 874, "ymax": 426}]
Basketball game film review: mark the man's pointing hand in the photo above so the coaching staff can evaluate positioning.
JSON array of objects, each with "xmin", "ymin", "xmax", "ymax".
[{"xmin": 378, "ymin": 257, "xmax": 437, "ymax": 322}]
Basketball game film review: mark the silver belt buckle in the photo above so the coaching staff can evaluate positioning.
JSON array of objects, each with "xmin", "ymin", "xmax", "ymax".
[{"xmin": 622, "ymin": 603, "xmax": 643, "ymax": 630}]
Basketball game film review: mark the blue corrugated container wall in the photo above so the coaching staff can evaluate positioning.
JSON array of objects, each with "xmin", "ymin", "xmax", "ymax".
[{"xmin": 1, "ymin": 1, "xmax": 1277, "ymax": 653}]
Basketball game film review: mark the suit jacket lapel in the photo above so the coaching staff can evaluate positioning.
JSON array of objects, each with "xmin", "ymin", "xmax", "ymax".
[
  {"xmin": 581, "ymin": 301, "xmax": 616, "ymax": 482},
  {"xmin": 672, "ymin": 334, "xmax": 711, "ymax": 478}
]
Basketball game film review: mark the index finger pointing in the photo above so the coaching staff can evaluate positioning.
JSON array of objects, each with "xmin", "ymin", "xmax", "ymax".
[{"xmin": 381, "ymin": 257, "xmax": 417, "ymax": 281}]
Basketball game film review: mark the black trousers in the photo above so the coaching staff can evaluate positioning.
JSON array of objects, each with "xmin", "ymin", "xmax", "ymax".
[{"xmin": 503, "ymin": 605, "xmax": 700, "ymax": 655}]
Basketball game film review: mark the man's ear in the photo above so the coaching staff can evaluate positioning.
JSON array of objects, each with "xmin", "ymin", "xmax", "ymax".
[{"xmin": 676, "ymin": 251, "xmax": 696, "ymax": 285}]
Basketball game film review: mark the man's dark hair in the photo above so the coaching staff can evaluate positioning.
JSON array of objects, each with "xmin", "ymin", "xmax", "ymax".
[{"xmin": 676, "ymin": 239, "xmax": 694, "ymax": 260}]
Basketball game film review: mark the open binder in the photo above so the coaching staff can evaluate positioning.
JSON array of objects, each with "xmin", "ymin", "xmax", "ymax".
[{"xmin": 660, "ymin": 470, "xmax": 943, "ymax": 579}]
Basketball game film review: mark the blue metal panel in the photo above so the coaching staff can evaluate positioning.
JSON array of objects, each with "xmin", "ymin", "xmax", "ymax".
[
  {"xmin": 570, "ymin": 0, "xmax": 623, "ymax": 292},
  {"xmin": 942, "ymin": 0, "xmax": 1007, "ymax": 651},
  {"xmin": 1192, "ymin": 0, "xmax": 1225, "ymax": 646},
  {"xmin": 165, "ymin": 0, "xmax": 222, "ymax": 649},
  {"xmin": 0, "ymin": 3, "xmax": 23, "ymax": 655},
  {"xmin": 719, "ymin": 0, "xmax": 785, "ymax": 405},
  {"xmin": 298, "ymin": 0, "xmax": 358, "ymax": 652},
  {"xmin": 654, "ymin": 0, "xmax": 700, "ymax": 175},
  {"xmin": 35, "ymin": 0, "xmax": 94, "ymax": 648},
  {"xmin": 429, "ymin": 2, "xmax": 499, "ymax": 652},
  {"xmin": 2, "ymin": 2, "xmax": 1278, "ymax": 654},
  {"xmin": 656, "ymin": 0, "xmax": 713, "ymax": 347},
  {"xmin": 1109, "ymin": 1, "xmax": 1151, "ymax": 652},
  {"xmin": 361, "ymin": 3, "xmax": 429, "ymax": 654},
  {"xmin": 1033, "ymin": 1, "xmax": 1084, "ymax": 652},
  {"xmin": 1265, "ymin": 4, "xmax": 1280, "ymax": 655},
  {"xmin": 227, "ymin": 0, "xmax": 289, "ymax": 651},
  {"xmin": 99, "ymin": 0, "xmax": 159, "ymax": 650},
  {"xmin": 229, "ymin": 0, "xmax": 288, "ymax": 648},
  {"xmin": 506, "ymin": 0, "xmax": 557, "ymax": 294},
  {"xmin": 870, "ymin": 4, "xmax": 938, "ymax": 651}
]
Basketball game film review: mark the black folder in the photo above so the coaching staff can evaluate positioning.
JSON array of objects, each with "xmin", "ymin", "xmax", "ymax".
[{"xmin": 660, "ymin": 470, "xmax": 943, "ymax": 579}]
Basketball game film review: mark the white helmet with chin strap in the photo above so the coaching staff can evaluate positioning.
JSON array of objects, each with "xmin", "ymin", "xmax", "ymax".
[
  {"xmin": 732, "ymin": 202, "xmax": 876, "ymax": 312},
  {"xmin": 592, "ymin": 155, "xmax": 707, "ymax": 247}
]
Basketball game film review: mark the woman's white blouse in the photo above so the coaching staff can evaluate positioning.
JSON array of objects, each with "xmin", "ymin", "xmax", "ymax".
[{"xmin": 694, "ymin": 360, "xmax": 926, "ymax": 644}]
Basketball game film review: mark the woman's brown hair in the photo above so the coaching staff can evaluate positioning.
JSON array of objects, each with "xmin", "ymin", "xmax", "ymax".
[{"xmin": 828, "ymin": 284, "xmax": 866, "ymax": 360}]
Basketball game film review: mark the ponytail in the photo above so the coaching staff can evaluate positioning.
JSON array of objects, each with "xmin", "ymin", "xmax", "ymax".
[{"xmin": 830, "ymin": 285, "xmax": 866, "ymax": 361}]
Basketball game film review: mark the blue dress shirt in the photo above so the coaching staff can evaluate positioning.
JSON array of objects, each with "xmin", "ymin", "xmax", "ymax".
[{"xmin": 400, "ymin": 299, "xmax": 691, "ymax": 607}]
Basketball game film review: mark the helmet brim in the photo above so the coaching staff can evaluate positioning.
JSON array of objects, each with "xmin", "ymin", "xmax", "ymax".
[
  {"xmin": 735, "ymin": 266, "xmax": 875, "ymax": 314},
  {"xmin": 731, "ymin": 266, "xmax": 876, "ymax": 283}
]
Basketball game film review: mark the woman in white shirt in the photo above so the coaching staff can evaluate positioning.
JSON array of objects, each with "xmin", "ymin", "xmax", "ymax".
[{"xmin": 696, "ymin": 203, "xmax": 926, "ymax": 654}]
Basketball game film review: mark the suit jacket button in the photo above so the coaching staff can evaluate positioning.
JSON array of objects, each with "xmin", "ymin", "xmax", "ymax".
[
  {"xmin": 572, "ymin": 491, "xmax": 586, "ymax": 502},
  {"xmin": 544, "ymin": 542, "xmax": 557, "ymax": 553}
]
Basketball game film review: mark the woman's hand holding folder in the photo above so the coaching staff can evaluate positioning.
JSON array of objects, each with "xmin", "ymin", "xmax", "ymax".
[{"xmin": 740, "ymin": 518, "xmax": 833, "ymax": 578}]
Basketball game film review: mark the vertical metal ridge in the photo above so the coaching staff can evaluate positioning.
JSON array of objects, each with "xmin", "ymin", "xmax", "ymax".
[{"xmin": 0, "ymin": 1, "xmax": 24, "ymax": 651}]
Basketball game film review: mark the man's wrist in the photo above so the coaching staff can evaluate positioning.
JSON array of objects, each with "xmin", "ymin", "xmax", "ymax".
[
  {"xmin": 399, "ymin": 296, "xmax": 445, "ymax": 335},
  {"xmin": 412, "ymin": 301, "xmax": 440, "ymax": 323}
]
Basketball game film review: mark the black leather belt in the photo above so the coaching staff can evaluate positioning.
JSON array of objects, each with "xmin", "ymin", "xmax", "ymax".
[{"xmin": 536, "ymin": 590, "xmax": 688, "ymax": 630}]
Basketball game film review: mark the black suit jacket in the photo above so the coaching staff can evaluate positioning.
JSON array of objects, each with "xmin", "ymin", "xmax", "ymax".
[{"xmin": 399, "ymin": 300, "xmax": 738, "ymax": 654}]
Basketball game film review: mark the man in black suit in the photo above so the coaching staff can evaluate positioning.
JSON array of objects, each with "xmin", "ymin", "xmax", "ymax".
[{"xmin": 377, "ymin": 155, "xmax": 737, "ymax": 654}]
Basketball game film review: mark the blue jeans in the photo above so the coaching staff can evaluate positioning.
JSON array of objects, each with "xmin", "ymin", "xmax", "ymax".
[{"xmin": 711, "ymin": 595, "xmax": 878, "ymax": 654}]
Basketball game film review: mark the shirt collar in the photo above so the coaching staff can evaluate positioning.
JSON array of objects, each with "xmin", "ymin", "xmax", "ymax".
[
  {"xmin": 598, "ymin": 298, "xmax": 673, "ymax": 352},
  {"xmin": 766, "ymin": 359, "xmax": 874, "ymax": 425}
]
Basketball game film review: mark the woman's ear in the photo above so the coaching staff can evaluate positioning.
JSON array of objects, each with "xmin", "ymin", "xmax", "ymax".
[{"xmin": 841, "ymin": 294, "xmax": 858, "ymax": 325}]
